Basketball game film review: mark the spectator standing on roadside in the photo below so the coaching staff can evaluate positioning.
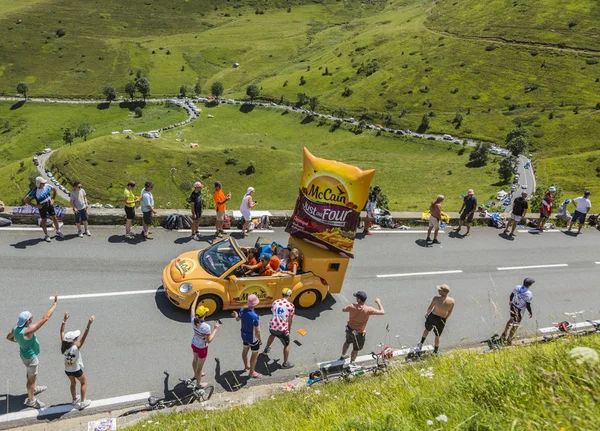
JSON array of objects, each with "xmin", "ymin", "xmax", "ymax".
[
  {"xmin": 240, "ymin": 187, "xmax": 257, "ymax": 237},
  {"xmin": 500, "ymin": 278, "xmax": 535, "ymax": 345},
  {"xmin": 213, "ymin": 182, "xmax": 231, "ymax": 238},
  {"xmin": 70, "ymin": 181, "xmax": 90, "ymax": 238},
  {"xmin": 123, "ymin": 181, "xmax": 141, "ymax": 239},
  {"xmin": 24, "ymin": 177, "xmax": 64, "ymax": 242},
  {"xmin": 340, "ymin": 291, "xmax": 385, "ymax": 363},
  {"xmin": 232, "ymin": 294, "xmax": 263, "ymax": 380},
  {"xmin": 426, "ymin": 195, "xmax": 444, "ymax": 244},
  {"xmin": 416, "ymin": 285, "xmax": 454, "ymax": 354},
  {"xmin": 454, "ymin": 189, "xmax": 477, "ymax": 236},
  {"xmin": 60, "ymin": 313, "xmax": 95, "ymax": 409},
  {"xmin": 568, "ymin": 190, "xmax": 592, "ymax": 235},
  {"xmin": 6, "ymin": 293, "xmax": 59, "ymax": 409},
  {"xmin": 141, "ymin": 181, "xmax": 157, "ymax": 240},
  {"xmin": 363, "ymin": 186, "xmax": 380, "ymax": 235},
  {"xmin": 189, "ymin": 182, "xmax": 204, "ymax": 240},
  {"xmin": 190, "ymin": 292, "xmax": 219, "ymax": 387},
  {"xmin": 555, "ymin": 198, "xmax": 572, "ymax": 225},
  {"xmin": 537, "ymin": 186, "xmax": 556, "ymax": 231},
  {"xmin": 504, "ymin": 191, "xmax": 529, "ymax": 237},
  {"xmin": 262, "ymin": 288, "xmax": 295, "ymax": 369}
]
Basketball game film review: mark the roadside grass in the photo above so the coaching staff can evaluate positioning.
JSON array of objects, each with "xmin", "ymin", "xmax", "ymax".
[
  {"xmin": 124, "ymin": 335, "xmax": 600, "ymax": 431},
  {"xmin": 44, "ymin": 104, "xmax": 502, "ymax": 210}
]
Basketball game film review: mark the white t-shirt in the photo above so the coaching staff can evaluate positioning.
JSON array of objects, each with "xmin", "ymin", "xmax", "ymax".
[
  {"xmin": 64, "ymin": 345, "xmax": 83, "ymax": 372},
  {"xmin": 70, "ymin": 188, "xmax": 87, "ymax": 211},
  {"xmin": 573, "ymin": 197, "xmax": 591, "ymax": 214},
  {"xmin": 191, "ymin": 317, "xmax": 211, "ymax": 348},
  {"xmin": 511, "ymin": 285, "xmax": 533, "ymax": 310}
]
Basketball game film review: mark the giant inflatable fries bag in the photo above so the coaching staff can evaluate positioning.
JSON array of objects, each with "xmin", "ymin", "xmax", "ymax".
[{"xmin": 285, "ymin": 148, "xmax": 375, "ymax": 258}]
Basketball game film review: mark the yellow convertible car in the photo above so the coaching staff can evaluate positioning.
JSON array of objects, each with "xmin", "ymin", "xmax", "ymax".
[{"xmin": 162, "ymin": 237, "xmax": 346, "ymax": 316}]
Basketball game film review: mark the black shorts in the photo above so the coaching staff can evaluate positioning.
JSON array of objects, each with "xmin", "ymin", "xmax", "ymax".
[
  {"xmin": 142, "ymin": 211, "xmax": 153, "ymax": 225},
  {"xmin": 509, "ymin": 306, "xmax": 523, "ymax": 323},
  {"xmin": 125, "ymin": 206, "xmax": 135, "ymax": 220},
  {"xmin": 460, "ymin": 211, "xmax": 474, "ymax": 223},
  {"xmin": 345, "ymin": 327, "xmax": 366, "ymax": 351},
  {"xmin": 425, "ymin": 313, "xmax": 446, "ymax": 336},
  {"xmin": 39, "ymin": 202, "xmax": 55, "ymax": 219},
  {"xmin": 572, "ymin": 210, "xmax": 586, "ymax": 224},
  {"xmin": 193, "ymin": 207, "xmax": 202, "ymax": 219},
  {"xmin": 65, "ymin": 369, "xmax": 84, "ymax": 378},
  {"xmin": 243, "ymin": 340, "xmax": 260, "ymax": 351},
  {"xmin": 74, "ymin": 209, "xmax": 88, "ymax": 223},
  {"xmin": 269, "ymin": 329, "xmax": 290, "ymax": 347}
]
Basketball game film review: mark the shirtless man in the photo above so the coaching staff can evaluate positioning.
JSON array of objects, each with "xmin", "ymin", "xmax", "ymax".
[
  {"xmin": 426, "ymin": 195, "xmax": 444, "ymax": 244},
  {"xmin": 416, "ymin": 285, "xmax": 454, "ymax": 354}
]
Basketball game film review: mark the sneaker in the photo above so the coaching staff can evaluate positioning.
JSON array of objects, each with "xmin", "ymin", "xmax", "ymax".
[
  {"xmin": 432, "ymin": 239, "xmax": 441, "ymax": 244},
  {"xmin": 250, "ymin": 372, "xmax": 262, "ymax": 378},
  {"xmin": 78, "ymin": 399, "xmax": 91, "ymax": 410},
  {"xmin": 416, "ymin": 343, "xmax": 423, "ymax": 352},
  {"xmin": 339, "ymin": 355, "xmax": 348, "ymax": 361},
  {"xmin": 56, "ymin": 231, "xmax": 64, "ymax": 239},
  {"xmin": 44, "ymin": 235, "xmax": 51, "ymax": 242},
  {"xmin": 24, "ymin": 398, "xmax": 45, "ymax": 409},
  {"xmin": 72, "ymin": 395, "xmax": 81, "ymax": 405},
  {"xmin": 425, "ymin": 237, "xmax": 432, "ymax": 243},
  {"xmin": 143, "ymin": 233, "xmax": 153, "ymax": 240},
  {"xmin": 281, "ymin": 362, "xmax": 295, "ymax": 369},
  {"xmin": 84, "ymin": 230, "xmax": 91, "ymax": 237},
  {"xmin": 261, "ymin": 347, "xmax": 271, "ymax": 355},
  {"xmin": 34, "ymin": 386, "xmax": 48, "ymax": 395},
  {"xmin": 217, "ymin": 232, "xmax": 223, "ymax": 238},
  {"xmin": 125, "ymin": 233, "xmax": 135, "ymax": 240},
  {"xmin": 78, "ymin": 231, "xmax": 83, "ymax": 238}
]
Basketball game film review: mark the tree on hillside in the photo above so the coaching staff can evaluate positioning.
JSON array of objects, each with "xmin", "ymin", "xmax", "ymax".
[
  {"xmin": 296, "ymin": 92, "xmax": 308, "ymax": 107},
  {"xmin": 418, "ymin": 113, "xmax": 430, "ymax": 132},
  {"xmin": 453, "ymin": 111, "xmax": 463, "ymax": 128},
  {"xmin": 179, "ymin": 85, "xmax": 188, "ymax": 98},
  {"xmin": 246, "ymin": 84, "xmax": 260, "ymax": 104},
  {"xmin": 505, "ymin": 126, "xmax": 528, "ymax": 145},
  {"xmin": 507, "ymin": 135, "xmax": 529, "ymax": 157},
  {"xmin": 135, "ymin": 77, "xmax": 151, "ymax": 101},
  {"xmin": 16, "ymin": 82, "xmax": 29, "ymax": 99},
  {"xmin": 103, "ymin": 85, "xmax": 116, "ymax": 101},
  {"xmin": 63, "ymin": 128, "xmax": 74, "ymax": 146},
  {"xmin": 76, "ymin": 123, "xmax": 93, "ymax": 141},
  {"xmin": 468, "ymin": 142, "xmax": 489, "ymax": 167},
  {"xmin": 211, "ymin": 82, "xmax": 224, "ymax": 99},
  {"xmin": 308, "ymin": 96, "xmax": 319, "ymax": 113},
  {"xmin": 194, "ymin": 81, "xmax": 202, "ymax": 96},
  {"xmin": 498, "ymin": 155, "xmax": 517, "ymax": 184},
  {"xmin": 124, "ymin": 82, "xmax": 136, "ymax": 101}
]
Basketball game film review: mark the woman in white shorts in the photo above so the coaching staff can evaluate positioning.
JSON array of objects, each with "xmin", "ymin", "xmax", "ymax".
[{"xmin": 239, "ymin": 187, "xmax": 257, "ymax": 237}]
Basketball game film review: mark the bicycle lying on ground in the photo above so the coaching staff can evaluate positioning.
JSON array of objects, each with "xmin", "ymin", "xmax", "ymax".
[
  {"xmin": 308, "ymin": 349, "xmax": 390, "ymax": 386},
  {"xmin": 120, "ymin": 373, "xmax": 214, "ymax": 417},
  {"xmin": 481, "ymin": 333, "xmax": 504, "ymax": 352}
]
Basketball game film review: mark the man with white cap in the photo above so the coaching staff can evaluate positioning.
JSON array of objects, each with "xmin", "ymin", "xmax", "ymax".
[
  {"xmin": 537, "ymin": 186, "xmax": 556, "ymax": 231},
  {"xmin": 417, "ymin": 285, "xmax": 454, "ymax": 354},
  {"xmin": 6, "ymin": 293, "xmax": 59, "ymax": 409},
  {"xmin": 262, "ymin": 288, "xmax": 295, "ymax": 369},
  {"xmin": 454, "ymin": 189, "xmax": 477, "ymax": 236},
  {"xmin": 24, "ymin": 176, "xmax": 64, "ymax": 242},
  {"xmin": 189, "ymin": 181, "xmax": 204, "ymax": 240},
  {"xmin": 240, "ymin": 186, "xmax": 257, "ymax": 237}
]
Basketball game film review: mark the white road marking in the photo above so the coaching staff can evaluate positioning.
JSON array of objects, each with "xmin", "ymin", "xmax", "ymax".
[
  {"xmin": 517, "ymin": 229, "xmax": 561, "ymax": 233},
  {"xmin": 0, "ymin": 391, "xmax": 150, "ymax": 423},
  {"xmin": 0, "ymin": 227, "xmax": 54, "ymax": 231},
  {"xmin": 595, "ymin": 262, "xmax": 600, "ymax": 265},
  {"xmin": 376, "ymin": 269, "xmax": 463, "ymax": 278},
  {"xmin": 51, "ymin": 289, "xmax": 164, "ymax": 300},
  {"xmin": 177, "ymin": 229, "xmax": 274, "ymax": 233},
  {"xmin": 369, "ymin": 230, "xmax": 446, "ymax": 234},
  {"xmin": 497, "ymin": 263, "xmax": 568, "ymax": 271}
]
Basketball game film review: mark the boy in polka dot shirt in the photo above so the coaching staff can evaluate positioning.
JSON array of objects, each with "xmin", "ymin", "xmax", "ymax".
[{"xmin": 261, "ymin": 288, "xmax": 295, "ymax": 369}]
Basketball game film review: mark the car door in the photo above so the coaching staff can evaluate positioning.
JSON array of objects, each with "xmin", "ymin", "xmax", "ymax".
[{"xmin": 226, "ymin": 275, "xmax": 282, "ymax": 309}]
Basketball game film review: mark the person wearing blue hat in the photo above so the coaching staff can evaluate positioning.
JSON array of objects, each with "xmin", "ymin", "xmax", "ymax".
[
  {"xmin": 340, "ymin": 291, "xmax": 385, "ymax": 363},
  {"xmin": 6, "ymin": 293, "xmax": 59, "ymax": 409}
]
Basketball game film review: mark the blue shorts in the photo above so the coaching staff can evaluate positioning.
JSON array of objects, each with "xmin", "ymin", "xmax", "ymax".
[
  {"xmin": 572, "ymin": 210, "xmax": 586, "ymax": 224},
  {"xmin": 74, "ymin": 209, "xmax": 88, "ymax": 223}
]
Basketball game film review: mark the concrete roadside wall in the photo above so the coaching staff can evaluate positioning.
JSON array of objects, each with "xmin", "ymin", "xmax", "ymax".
[{"xmin": 1, "ymin": 207, "xmax": 550, "ymax": 227}]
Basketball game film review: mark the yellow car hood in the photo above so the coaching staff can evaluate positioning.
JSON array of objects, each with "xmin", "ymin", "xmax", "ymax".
[{"xmin": 169, "ymin": 250, "xmax": 210, "ymax": 282}]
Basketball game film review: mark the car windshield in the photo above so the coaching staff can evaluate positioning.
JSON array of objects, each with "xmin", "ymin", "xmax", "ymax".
[{"xmin": 199, "ymin": 238, "xmax": 245, "ymax": 277}]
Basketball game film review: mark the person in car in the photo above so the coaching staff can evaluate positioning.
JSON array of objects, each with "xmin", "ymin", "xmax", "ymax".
[
  {"xmin": 243, "ymin": 254, "xmax": 274, "ymax": 276},
  {"xmin": 281, "ymin": 248, "xmax": 301, "ymax": 275}
]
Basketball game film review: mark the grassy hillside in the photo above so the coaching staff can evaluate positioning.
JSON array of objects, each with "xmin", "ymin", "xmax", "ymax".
[
  {"xmin": 44, "ymin": 104, "xmax": 502, "ymax": 210},
  {"xmin": 123, "ymin": 336, "xmax": 600, "ymax": 431}
]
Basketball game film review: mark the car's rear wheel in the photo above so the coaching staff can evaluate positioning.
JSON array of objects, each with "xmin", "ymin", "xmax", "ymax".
[
  {"xmin": 294, "ymin": 289, "xmax": 321, "ymax": 309},
  {"xmin": 194, "ymin": 294, "xmax": 222, "ymax": 317}
]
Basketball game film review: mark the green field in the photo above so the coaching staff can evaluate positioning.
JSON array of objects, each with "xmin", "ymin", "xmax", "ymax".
[
  {"xmin": 123, "ymin": 336, "xmax": 600, "ymax": 431},
  {"xmin": 1, "ymin": 0, "xmax": 600, "ymax": 207},
  {"xmin": 44, "ymin": 104, "xmax": 502, "ymax": 210}
]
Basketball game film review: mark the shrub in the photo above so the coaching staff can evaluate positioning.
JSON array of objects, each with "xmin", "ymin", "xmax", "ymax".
[
  {"xmin": 485, "ymin": 44, "xmax": 496, "ymax": 51},
  {"xmin": 134, "ymin": 154, "xmax": 142, "ymax": 160},
  {"xmin": 450, "ymin": 88, "xmax": 459, "ymax": 94},
  {"xmin": 225, "ymin": 158, "xmax": 238, "ymax": 166},
  {"xmin": 586, "ymin": 58, "xmax": 598, "ymax": 65},
  {"xmin": 299, "ymin": 76, "xmax": 306, "ymax": 86},
  {"xmin": 472, "ymin": 95, "xmax": 480, "ymax": 100},
  {"xmin": 134, "ymin": 107, "xmax": 143, "ymax": 117},
  {"xmin": 525, "ymin": 83, "xmax": 538, "ymax": 92},
  {"xmin": 341, "ymin": 87, "xmax": 353, "ymax": 97},
  {"xmin": 56, "ymin": 28, "xmax": 66, "ymax": 37}
]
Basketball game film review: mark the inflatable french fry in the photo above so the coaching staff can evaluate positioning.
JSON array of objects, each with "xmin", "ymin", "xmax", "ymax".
[{"xmin": 285, "ymin": 148, "xmax": 375, "ymax": 258}]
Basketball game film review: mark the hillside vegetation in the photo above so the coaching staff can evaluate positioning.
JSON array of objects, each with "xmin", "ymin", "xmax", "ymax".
[
  {"xmin": 124, "ymin": 336, "xmax": 600, "ymax": 431},
  {"xmin": 1, "ymin": 0, "xmax": 599, "ymax": 206}
]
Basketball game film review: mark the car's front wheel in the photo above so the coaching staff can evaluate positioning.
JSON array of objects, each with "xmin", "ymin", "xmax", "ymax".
[
  {"xmin": 193, "ymin": 294, "xmax": 223, "ymax": 317},
  {"xmin": 294, "ymin": 289, "xmax": 321, "ymax": 309}
]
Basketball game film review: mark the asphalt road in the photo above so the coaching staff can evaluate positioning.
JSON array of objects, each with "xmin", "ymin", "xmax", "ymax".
[{"xmin": 1, "ymin": 225, "xmax": 599, "ymax": 423}]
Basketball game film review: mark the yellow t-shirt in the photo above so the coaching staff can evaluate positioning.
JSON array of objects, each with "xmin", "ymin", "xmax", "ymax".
[{"xmin": 124, "ymin": 188, "xmax": 136, "ymax": 208}]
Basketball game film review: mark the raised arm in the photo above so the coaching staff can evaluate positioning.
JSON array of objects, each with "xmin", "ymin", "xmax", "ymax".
[
  {"xmin": 76, "ymin": 316, "xmax": 94, "ymax": 349},
  {"xmin": 372, "ymin": 298, "xmax": 385, "ymax": 316},
  {"xmin": 207, "ymin": 320, "xmax": 220, "ymax": 344},
  {"xmin": 26, "ymin": 292, "xmax": 58, "ymax": 336},
  {"xmin": 60, "ymin": 312, "xmax": 69, "ymax": 341},
  {"xmin": 191, "ymin": 291, "xmax": 200, "ymax": 318}
]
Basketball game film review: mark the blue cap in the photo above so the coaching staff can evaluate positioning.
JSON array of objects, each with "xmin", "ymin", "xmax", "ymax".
[
  {"xmin": 354, "ymin": 291, "xmax": 367, "ymax": 301},
  {"xmin": 17, "ymin": 311, "xmax": 32, "ymax": 328}
]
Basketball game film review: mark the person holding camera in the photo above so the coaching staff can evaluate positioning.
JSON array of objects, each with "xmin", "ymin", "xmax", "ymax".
[{"xmin": 240, "ymin": 187, "xmax": 257, "ymax": 237}]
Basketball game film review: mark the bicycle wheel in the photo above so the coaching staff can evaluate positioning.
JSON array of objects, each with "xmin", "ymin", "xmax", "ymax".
[
  {"xmin": 119, "ymin": 406, "xmax": 151, "ymax": 417},
  {"xmin": 197, "ymin": 385, "xmax": 214, "ymax": 402}
]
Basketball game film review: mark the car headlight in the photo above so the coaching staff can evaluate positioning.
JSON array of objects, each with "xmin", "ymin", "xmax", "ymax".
[{"xmin": 179, "ymin": 283, "xmax": 193, "ymax": 294}]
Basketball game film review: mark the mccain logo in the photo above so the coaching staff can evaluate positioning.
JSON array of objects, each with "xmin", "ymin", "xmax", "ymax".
[{"xmin": 304, "ymin": 178, "xmax": 348, "ymax": 205}]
